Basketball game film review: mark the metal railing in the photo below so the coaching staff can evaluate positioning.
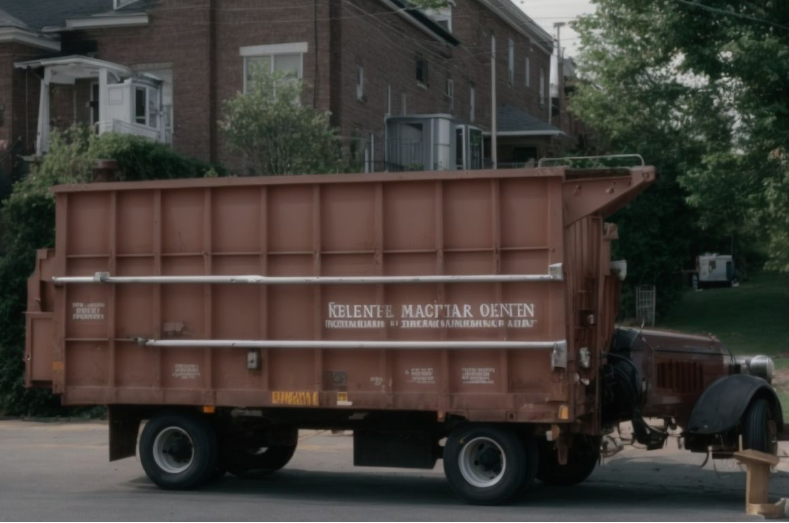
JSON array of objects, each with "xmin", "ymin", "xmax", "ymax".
[{"xmin": 53, "ymin": 264, "xmax": 564, "ymax": 285}]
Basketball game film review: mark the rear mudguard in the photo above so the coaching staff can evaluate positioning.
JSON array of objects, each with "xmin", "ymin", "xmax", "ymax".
[{"xmin": 686, "ymin": 374, "xmax": 783, "ymax": 435}]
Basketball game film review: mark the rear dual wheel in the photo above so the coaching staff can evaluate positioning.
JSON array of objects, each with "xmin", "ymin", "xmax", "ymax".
[
  {"xmin": 443, "ymin": 425, "xmax": 538, "ymax": 505},
  {"xmin": 139, "ymin": 412, "xmax": 218, "ymax": 490},
  {"xmin": 223, "ymin": 430, "xmax": 298, "ymax": 477}
]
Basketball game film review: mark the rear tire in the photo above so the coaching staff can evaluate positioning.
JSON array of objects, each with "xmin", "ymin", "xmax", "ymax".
[
  {"xmin": 443, "ymin": 425, "xmax": 536, "ymax": 505},
  {"xmin": 139, "ymin": 411, "xmax": 218, "ymax": 490},
  {"xmin": 742, "ymin": 398, "xmax": 774, "ymax": 454},
  {"xmin": 226, "ymin": 444, "xmax": 298, "ymax": 476},
  {"xmin": 536, "ymin": 436, "xmax": 599, "ymax": 486},
  {"xmin": 223, "ymin": 426, "xmax": 299, "ymax": 476}
]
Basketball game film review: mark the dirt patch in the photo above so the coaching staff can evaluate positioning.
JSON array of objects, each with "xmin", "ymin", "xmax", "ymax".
[{"xmin": 773, "ymin": 367, "xmax": 789, "ymax": 388}]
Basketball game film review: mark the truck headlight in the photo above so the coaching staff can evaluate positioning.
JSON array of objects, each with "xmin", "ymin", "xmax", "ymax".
[{"xmin": 749, "ymin": 355, "xmax": 775, "ymax": 383}]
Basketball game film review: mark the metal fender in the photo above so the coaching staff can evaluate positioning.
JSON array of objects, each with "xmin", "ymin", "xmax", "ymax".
[{"xmin": 687, "ymin": 374, "xmax": 784, "ymax": 435}]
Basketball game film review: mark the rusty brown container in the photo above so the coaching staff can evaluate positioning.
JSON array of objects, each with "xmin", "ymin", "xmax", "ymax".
[{"xmin": 25, "ymin": 166, "xmax": 654, "ymax": 425}]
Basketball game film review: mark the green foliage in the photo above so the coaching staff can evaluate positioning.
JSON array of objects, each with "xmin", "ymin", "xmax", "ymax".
[
  {"xmin": 572, "ymin": 0, "xmax": 789, "ymax": 294},
  {"xmin": 569, "ymin": 0, "xmax": 789, "ymax": 314},
  {"xmin": 219, "ymin": 70, "xmax": 342, "ymax": 176},
  {"xmin": 0, "ymin": 128, "xmax": 224, "ymax": 416}
]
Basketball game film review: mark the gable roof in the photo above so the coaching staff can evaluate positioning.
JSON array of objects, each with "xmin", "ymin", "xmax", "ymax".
[
  {"xmin": 497, "ymin": 104, "xmax": 564, "ymax": 136},
  {"xmin": 0, "ymin": 7, "xmax": 30, "ymax": 30}
]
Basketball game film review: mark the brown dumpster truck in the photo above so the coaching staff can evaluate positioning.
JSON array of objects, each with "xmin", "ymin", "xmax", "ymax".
[{"xmin": 24, "ymin": 165, "xmax": 781, "ymax": 504}]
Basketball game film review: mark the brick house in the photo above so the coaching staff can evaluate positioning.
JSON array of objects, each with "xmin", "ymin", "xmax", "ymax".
[{"xmin": 0, "ymin": 0, "xmax": 580, "ymax": 179}]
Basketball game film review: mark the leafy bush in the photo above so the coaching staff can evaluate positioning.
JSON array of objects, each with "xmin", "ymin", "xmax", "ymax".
[
  {"xmin": 0, "ymin": 127, "xmax": 224, "ymax": 416},
  {"xmin": 220, "ymin": 70, "xmax": 342, "ymax": 176}
]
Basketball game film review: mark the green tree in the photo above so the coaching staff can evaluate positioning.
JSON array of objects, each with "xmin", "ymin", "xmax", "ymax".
[
  {"xmin": 219, "ymin": 71, "xmax": 341, "ymax": 176},
  {"xmin": 0, "ymin": 128, "xmax": 224, "ymax": 416},
  {"xmin": 570, "ymin": 0, "xmax": 789, "ymax": 312}
]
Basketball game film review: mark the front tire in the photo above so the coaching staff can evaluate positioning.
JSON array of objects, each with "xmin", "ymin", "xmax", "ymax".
[
  {"xmin": 139, "ymin": 411, "xmax": 218, "ymax": 490},
  {"xmin": 537, "ymin": 435, "xmax": 599, "ymax": 486},
  {"xmin": 443, "ymin": 425, "xmax": 537, "ymax": 505},
  {"xmin": 742, "ymin": 398, "xmax": 775, "ymax": 454}
]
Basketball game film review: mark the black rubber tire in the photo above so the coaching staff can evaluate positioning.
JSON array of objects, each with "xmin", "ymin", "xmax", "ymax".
[
  {"xmin": 536, "ymin": 436, "xmax": 599, "ymax": 486},
  {"xmin": 742, "ymin": 398, "xmax": 773, "ymax": 453},
  {"xmin": 226, "ymin": 444, "xmax": 298, "ymax": 476},
  {"xmin": 139, "ymin": 412, "xmax": 218, "ymax": 490},
  {"xmin": 443, "ymin": 425, "xmax": 537, "ymax": 505}
]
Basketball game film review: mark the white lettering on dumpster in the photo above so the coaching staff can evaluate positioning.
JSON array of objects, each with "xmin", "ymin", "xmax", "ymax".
[
  {"xmin": 71, "ymin": 302, "xmax": 105, "ymax": 321},
  {"xmin": 172, "ymin": 364, "xmax": 200, "ymax": 380},
  {"xmin": 462, "ymin": 367, "xmax": 496, "ymax": 385},
  {"xmin": 406, "ymin": 367, "xmax": 435, "ymax": 385},
  {"xmin": 325, "ymin": 302, "xmax": 536, "ymax": 330}
]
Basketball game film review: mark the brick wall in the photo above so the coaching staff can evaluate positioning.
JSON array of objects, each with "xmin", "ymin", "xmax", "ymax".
[
  {"xmin": 41, "ymin": 0, "xmax": 565, "ymax": 172},
  {"xmin": 62, "ymin": 0, "xmax": 214, "ymax": 162},
  {"xmin": 0, "ymin": 42, "xmax": 44, "ymax": 184}
]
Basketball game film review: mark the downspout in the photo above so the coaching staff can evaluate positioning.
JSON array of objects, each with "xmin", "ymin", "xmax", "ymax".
[
  {"xmin": 313, "ymin": 0, "xmax": 319, "ymax": 108},
  {"xmin": 208, "ymin": 0, "xmax": 218, "ymax": 163},
  {"xmin": 490, "ymin": 32, "xmax": 497, "ymax": 169}
]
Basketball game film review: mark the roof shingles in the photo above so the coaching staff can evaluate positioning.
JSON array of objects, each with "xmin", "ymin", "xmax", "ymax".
[{"xmin": 497, "ymin": 103, "xmax": 563, "ymax": 135}]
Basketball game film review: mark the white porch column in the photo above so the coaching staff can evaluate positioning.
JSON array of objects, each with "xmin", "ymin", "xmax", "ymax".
[
  {"xmin": 36, "ymin": 68, "xmax": 51, "ymax": 155},
  {"xmin": 98, "ymin": 68, "xmax": 109, "ymax": 134}
]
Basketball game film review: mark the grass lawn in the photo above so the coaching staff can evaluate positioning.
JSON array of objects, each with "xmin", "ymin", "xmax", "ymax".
[{"xmin": 658, "ymin": 271, "xmax": 789, "ymax": 414}]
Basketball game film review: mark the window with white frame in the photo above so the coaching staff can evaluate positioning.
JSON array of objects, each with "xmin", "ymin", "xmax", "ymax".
[
  {"xmin": 508, "ymin": 38, "xmax": 515, "ymax": 85},
  {"xmin": 525, "ymin": 57, "xmax": 530, "ymax": 87},
  {"xmin": 445, "ymin": 77, "xmax": 454, "ymax": 100},
  {"xmin": 356, "ymin": 65, "xmax": 364, "ymax": 101},
  {"xmin": 469, "ymin": 85, "xmax": 475, "ymax": 123},
  {"xmin": 134, "ymin": 85, "xmax": 159, "ymax": 129},
  {"xmin": 539, "ymin": 67, "xmax": 545, "ymax": 106},
  {"xmin": 240, "ymin": 42, "xmax": 307, "ymax": 93}
]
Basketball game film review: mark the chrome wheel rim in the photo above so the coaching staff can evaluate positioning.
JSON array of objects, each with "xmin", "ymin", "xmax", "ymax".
[
  {"xmin": 458, "ymin": 436, "xmax": 506, "ymax": 488},
  {"xmin": 153, "ymin": 427, "xmax": 194, "ymax": 474}
]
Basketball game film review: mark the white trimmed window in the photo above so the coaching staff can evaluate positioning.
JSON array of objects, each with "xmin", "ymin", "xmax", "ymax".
[
  {"xmin": 240, "ymin": 42, "xmax": 307, "ymax": 93},
  {"xmin": 525, "ymin": 57, "xmax": 530, "ymax": 87},
  {"xmin": 445, "ymin": 77, "xmax": 454, "ymax": 99},
  {"xmin": 508, "ymin": 38, "xmax": 515, "ymax": 85}
]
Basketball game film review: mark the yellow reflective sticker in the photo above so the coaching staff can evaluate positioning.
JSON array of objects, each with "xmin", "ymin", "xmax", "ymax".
[{"xmin": 272, "ymin": 391, "xmax": 319, "ymax": 406}]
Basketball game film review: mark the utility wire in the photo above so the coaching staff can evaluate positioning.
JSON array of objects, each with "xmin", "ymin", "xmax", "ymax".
[{"xmin": 674, "ymin": 0, "xmax": 789, "ymax": 32}]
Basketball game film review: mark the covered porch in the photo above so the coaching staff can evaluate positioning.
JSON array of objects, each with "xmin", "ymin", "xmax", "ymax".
[
  {"xmin": 14, "ymin": 55, "xmax": 168, "ymax": 156},
  {"xmin": 490, "ymin": 104, "xmax": 567, "ymax": 168}
]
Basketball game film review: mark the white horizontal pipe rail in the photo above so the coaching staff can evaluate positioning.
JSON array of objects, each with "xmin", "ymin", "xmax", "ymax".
[
  {"xmin": 135, "ymin": 338, "xmax": 566, "ymax": 351},
  {"xmin": 135, "ymin": 338, "xmax": 569, "ymax": 369},
  {"xmin": 54, "ymin": 265, "xmax": 564, "ymax": 285}
]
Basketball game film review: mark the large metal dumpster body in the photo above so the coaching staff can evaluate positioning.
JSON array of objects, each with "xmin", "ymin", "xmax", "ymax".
[{"xmin": 26, "ymin": 167, "xmax": 655, "ymax": 426}]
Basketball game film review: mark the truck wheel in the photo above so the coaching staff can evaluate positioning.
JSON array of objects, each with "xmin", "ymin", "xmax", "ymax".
[
  {"xmin": 742, "ymin": 398, "xmax": 774, "ymax": 454},
  {"xmin": 536, "ymin": 436, "xmax": 599, "ymax": 486},
  {"xmin": 139, "ymin": 412, "xmax": 218, "ymax": 490},
  {"xmin": 443, "ymin": 425, "xmax": 536, "ymax": 505},
  {"xmin": 226, "ymin": 444, "xmax": 298, "ymax": 476}
]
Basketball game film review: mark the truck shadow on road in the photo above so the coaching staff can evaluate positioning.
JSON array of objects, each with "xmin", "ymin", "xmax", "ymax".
[{"xmin": 128, "ymin": 460, "xmax": 788, "ymax": 513}]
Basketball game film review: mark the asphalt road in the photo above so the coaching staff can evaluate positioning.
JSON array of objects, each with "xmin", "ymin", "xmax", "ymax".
[{"xmin": 1, "ymin": 419, "xmax": 788, "ymax": 521}]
